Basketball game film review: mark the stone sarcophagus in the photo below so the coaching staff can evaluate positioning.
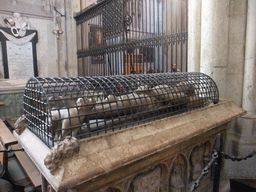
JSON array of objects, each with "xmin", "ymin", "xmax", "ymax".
[{"xmin": 13, "ymin": 72, "xmax": 245, "ymax": 191}]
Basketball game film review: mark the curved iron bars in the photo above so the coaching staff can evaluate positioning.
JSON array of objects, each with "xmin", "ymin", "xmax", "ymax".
[{"xmin": 23, "ymin": 72, "xmax": 219, "ymax": 147}]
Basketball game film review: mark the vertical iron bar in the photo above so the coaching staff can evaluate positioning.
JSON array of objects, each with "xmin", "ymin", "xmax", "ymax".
[
  {"xmin": 162, "ymin": 0, "xmax": 164, "ymax": 72},
  {"xmin": 123, "ymin": 0, "xmax": 126, "ymax": 76},
  {"xmin": 153, "ymin": 0, "xmax": 156, "ymax": 73},
  {"xmin": 180, "ymin": 0, "xmax": 183, "ymax": 72},
  {"xmin": 141, "ymin": 0, "xmax": 144, "ymax": 73},
  {"xmin": 145, "ymin": 0, "xmax": 148, "ymax": 73},
  {"xmin": 165, "ymin": 0, "xmax": 169, "ymax": 72},
  {"xmin": 185, "ymin": 0, "xmax": 188, "ymax": 72},
  {"xmin": 170, "ymin": 0, "xmax": 173, "ymax": 71},
  {"xmin": 149, "ymin": 0, "xmax": 152, "ymax": 72},
  {"xmin": 213, "ymin": 133, "xmax": 223, "ymax": 192},
  {"xmin": 175, "ymin": 0, "xmax": 178, "ymax": 69},
  {"xmin": 156, "ymin": 0, "xmax": 159, "ymax": 72}
]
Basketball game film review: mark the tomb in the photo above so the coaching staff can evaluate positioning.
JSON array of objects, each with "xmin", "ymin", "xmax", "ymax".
[{"xmin": 12, "ymin": 72, "xmax": 245, "ymax": 191}]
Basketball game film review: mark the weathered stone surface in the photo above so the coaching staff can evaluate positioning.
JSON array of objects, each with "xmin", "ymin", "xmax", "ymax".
[
  {"xmin": 0, "ymin": 79, "xmax": 27, "ymax": 92},
  {"xmin": 14, "ymin": 100, "xmax": 245, "ymax": 191}
]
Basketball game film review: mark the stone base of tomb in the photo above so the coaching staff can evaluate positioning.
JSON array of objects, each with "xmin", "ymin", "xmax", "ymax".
[{"xmin": 14, "ymin": 100, "xmax": 245, "ymax": 191}]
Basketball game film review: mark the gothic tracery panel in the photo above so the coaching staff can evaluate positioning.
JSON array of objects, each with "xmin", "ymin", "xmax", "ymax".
[
  {"xmin": 169, "ymin": 154, "xmax": 187, "ymax": 192},
  {"xmin": 129, "ymin": 166, "xmax": 162, "ymax": 192}
]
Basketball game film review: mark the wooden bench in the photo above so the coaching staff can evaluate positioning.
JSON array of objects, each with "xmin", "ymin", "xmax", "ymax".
[
  {"xmin": 0, "ymin": 118, "xmax": 41, "ymax": 189},
  {"xmin": 0, "ymin": 119, "xmax": 18, "ymax": 171},
  {"xmin": 11, "ymin": 144, "xmax": 41, "ymax": 188}
]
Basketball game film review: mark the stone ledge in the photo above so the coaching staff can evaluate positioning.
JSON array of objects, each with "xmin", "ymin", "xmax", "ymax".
[
  {"xmin": 0, "ymin": 79, "xmax": 28, "ymax": 93},
  {"xmin": 14, "ymin": 100, "xmax": 246, "ymax": 191}
]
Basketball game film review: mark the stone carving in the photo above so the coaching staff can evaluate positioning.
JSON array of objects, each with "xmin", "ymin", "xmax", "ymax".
[
  {"xmin": 190, "ymin": 146, "xmax": 205, "ymax": 181},
  {"xmin": 170, "ymin": 166, "xmax": 184, "ymax": 192},
  {"xmin": 49, "ymin": 97, "xmax": 96, "ymax": 140},
  {"xmin": 0, "ymin": 29, "xmax": 36, "ymax": 45},
  {"xmin": 129, "ymin": 166, "xmax": 161, "ymax": 191},
  {"xmin": 169, "ymin": 154, "xmax": 186, "ymax": 192},
  {"xmin": 14, "ymin": 114, "xmax": 26, "ymax": 134},
  {"xmin": 4, "ymin": 12, "xmax": 30, "ymax": 37},
  {"xmin": 44, "ymin": 136, "xmax": 80, "ymax": 174}
]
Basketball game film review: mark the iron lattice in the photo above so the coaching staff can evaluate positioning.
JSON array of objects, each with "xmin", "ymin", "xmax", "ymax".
[
  {"xmin": 75, "ymin": 0, "xmax": 188, "ymax": 76},
  {"xmin": 23, "ymin": 72, "xmax": 219, "ymax": 147}
]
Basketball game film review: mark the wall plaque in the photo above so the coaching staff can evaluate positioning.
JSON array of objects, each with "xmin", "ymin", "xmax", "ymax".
[
  {"xmin": 0, "ymin": 27, "xmax": 38, "ymax": 79},
  {"xmin": 6, "ymin": 41, "xmax": 34, "ymax": 78}
]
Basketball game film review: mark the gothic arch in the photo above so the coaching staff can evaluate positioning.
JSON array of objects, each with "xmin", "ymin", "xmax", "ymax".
[{"xmin": 169, "ymin": 153, "xmax": 188, "ymax": 192}]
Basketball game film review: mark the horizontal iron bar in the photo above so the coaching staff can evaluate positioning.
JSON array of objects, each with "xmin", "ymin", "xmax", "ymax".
[
  {"xmin": 0, "ymin": 148, "xmax": 24, "ymax": 153},
  {"xmin": 77, "ymin": 32, "xmax": 187, "ymax": 58}
]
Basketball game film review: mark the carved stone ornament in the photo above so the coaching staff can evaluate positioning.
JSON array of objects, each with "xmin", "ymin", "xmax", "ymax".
[
  {"xmin": 14, "ymin": 114, "xmax": 26, "ymax": 135},
  {"xmin": 44, "ymin": 136, "xmax": 80, "ymax": 175},
  {"xmin": 0, "ymin": 29, "xmax": 36, "ymax": 45},
  {"xmin": 4, "ymin": 12, "xmax": 30, "ymax": 37}
]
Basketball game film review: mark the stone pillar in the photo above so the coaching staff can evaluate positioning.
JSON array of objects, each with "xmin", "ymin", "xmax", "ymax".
[
  {"xmin": 188, "ymin": 0, "xmax": 201, "ymax": 72},
  {"xmin": 226, "ymin": 0, "xmax": 247, "ymax": 107},
  {"xmin": 223, "ymin": 0, "xmax": 247, "ymax": 163},
  {"xmin": 200, "ymin": 0, "xmax": 229, "ymax": 99},
  {"xmin": 235, "ymin": 0, "xmax": 256, "ymax": 157},
  {"xmin": 64, "ymin": 0, "xmax": 79, "ymax": 77},
  {"xmin": 224, "ymin": 0, "xmax": 256, "ymax": 181},
  {"xmin": 242, "ymin": 0, "xmax": 256, "ymax": 113},
  {"xmin": 236, "ymin": 0, "xmax": 256, "ymax": 155}
]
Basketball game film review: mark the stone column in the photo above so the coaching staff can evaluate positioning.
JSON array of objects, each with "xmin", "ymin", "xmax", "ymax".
[
  {"xmin": 226, "ymin": 0, "xmax": 247, "ymax": 107},
  {"xmin": 242, "ymin": 0, "xmax": 256, "ymax": 113},
  {"xmin": 225, "ymin": 0, "xmax": 256, "ymax": 180},
  {"xmin": 200, "ymin": 0, "xmax": 229, "ymax": 99},
  {"xmin": 188, "ymin": 0, "xmax": 201, "ymax": 72},
  {"xmin": 234, "ymin": 0, "xmax": 256, "ymax": 157}
]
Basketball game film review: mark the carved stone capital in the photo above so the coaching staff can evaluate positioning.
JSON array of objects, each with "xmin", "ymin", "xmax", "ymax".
[{"xmin": 44, "ymin": 136, "xmax": 80, "ymax": 175}]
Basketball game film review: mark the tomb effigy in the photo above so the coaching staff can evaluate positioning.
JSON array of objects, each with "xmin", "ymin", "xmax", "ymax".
[{"xmin": 14, "ymin": 72, "xmax": 245, "ymax": 191}]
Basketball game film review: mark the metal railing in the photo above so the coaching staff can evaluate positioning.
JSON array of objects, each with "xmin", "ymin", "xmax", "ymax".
[
  {"xmin": 190, "ymin": 133, "xmax": 256, "ymax": 192},
  {"xmin": 75, "ymin": 0, "xmax": 188, "ymax": 76}
]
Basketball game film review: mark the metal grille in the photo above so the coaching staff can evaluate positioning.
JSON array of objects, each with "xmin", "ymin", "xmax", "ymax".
[
  {"xmin": 23, "ymin": 72, "xmax": 219, "ymax": 148},
  {"xmin": 75, "ymin": 0, "xmax": 188, "ymax": 76}
]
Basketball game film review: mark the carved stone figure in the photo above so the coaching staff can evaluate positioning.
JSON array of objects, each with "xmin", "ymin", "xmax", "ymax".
[
  {"xmin": 4, "ymin": 12, "xmax": 29, "ymax": 37},
  {"xmin": 44, "ymin": 136, "xmax": 80, "ymax": 174},
  {"xmin": 49, "ymin": 97, "xmax": 96, "ymax": 140},
  {"xmin": 14, "ymin": 114, "xmax": 26, "ymax": 134}
]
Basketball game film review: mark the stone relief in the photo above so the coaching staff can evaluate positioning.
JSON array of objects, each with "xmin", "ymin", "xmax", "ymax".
[
  {"xmin": 44, "ymin": 136, "xmax": 80, "ymax": 174},
  {"xmin": 92, "ymin": 140, "xmax": 215, "ymax": 192},
  {"xmin": 169, "ymin": 154, "xmax": 187, "ymax": 192},
  {"xmin": 170, "ymin": 166, "xmax": 184, "ymax": 192},
  {"xmin": 129, "ymin": 166, "xmax": 162, "ymax": 192},
  {"xmin": 14, "ymin": 114, "xmax": 26, "ymax": 134},
  {"xmin": 4, "ymin": 12, "xmax": 30, "ymax": 37},
  {"xmin": 190, "ymin": 145, "xmax": 205, "ymax": 181}
]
